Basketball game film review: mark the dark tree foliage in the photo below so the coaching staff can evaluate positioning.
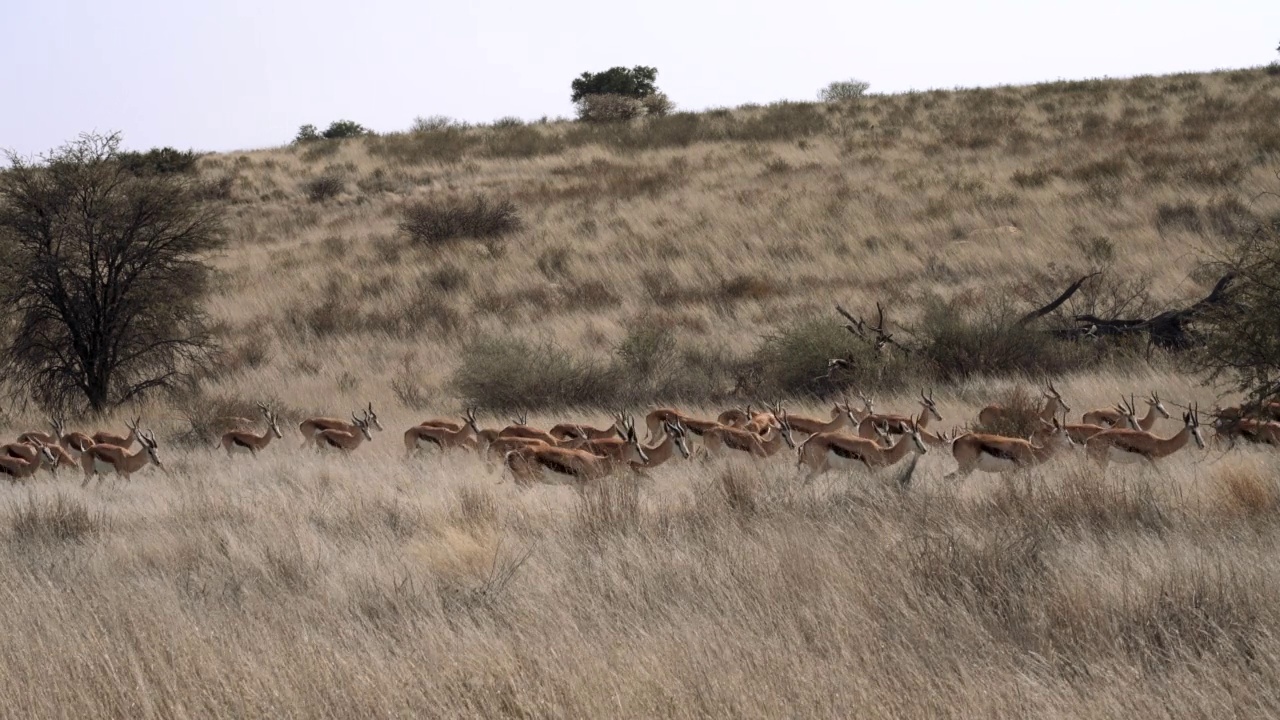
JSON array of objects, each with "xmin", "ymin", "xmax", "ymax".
[
  {"xmin": 1195, "ymin": 210, "xmax": 1280, "ymax": 406},
  {"xmin": 295, "ymin": 120, "xmax": 369, "ymax": 144},
  {"xmin": 570, "ymin": 66, "xmax": 659, "ymax": 103},
  {"xmin": 0, "ymin": 132, "xmax": 225, "ymax": 413},
  {"xmin": 115, "ymin": 146, "xmax": 200, "ymax": 176}
]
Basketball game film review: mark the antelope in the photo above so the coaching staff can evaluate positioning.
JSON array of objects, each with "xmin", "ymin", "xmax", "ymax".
[
  {"xmin": 784, "ymin": 393, "xmax": 873, "ymax": 438},
  {"xmin": 503, "ymin": 423, "xmax": 648, "ymax": 487},
  {"xmin": 298, "ymin": 402, "xmax": 384, "ymax": 448},
  {"xmin": 797, "ymin": 414, "xmax": 928, "ymax": 482},
  {"xmin": 16, "ymin": 419, "xmax": 60, "ymax": 446},
  {"xmin": 218, "ymin": 403, "xmax": 283, "ymax": 457},
  {"xmin": 0, "ymin": 441, "xmax": 57, "ymax": 483},
  {"xmin": 549, "ymin": 414, "xmax": 621, "ymax": 441},
  {"xmin": 977, "ymin": 383, "xmax": 1069, "ymax": 428},
  {"xmin": 498, "ymin": 412, "xmax": 569, "ymax": 445},
  {"xmin": 404, "ymin": 408, "xmax": 480, "ymax": 456},
  {"xmin": 702, "ymin": 410, "xmax": 796, "ymax": 459},
  {"xmin": 1219, "ymin": 418, "xmax": 1280, "ymax": 447},
  {"xmin": 857, "ymin": 388, "xmax": 943, "ymax": 440},
  {"xmin": 53, "ymin": 418, "xmax": 95, "ymax": 458},
  {"xmin": 1063, "ymin": 396, "xmax": 1139, "ymax": 445},
  {"xmin": 81, "ymin": 430, "xmax": 162, "ymax": 485},
  {"xmin": 1085, "ymin": 406, "xmax": 1205, "ymax": 469},
  {"xmin": 945, "ymin": 418, "xmax": 1073, "ymax": 480},
  {"xmin": 3, "ymin": 440, "xmax": 67, "ymax": 476},
  {"xmin": 574, "ymin": 416, "xmax": 652, "ymax": 463},
  {"xmin": 92, "ymin": 416, "xmax": 142, "ymax": 450},
  {"xmin": 314, "ymin": 412, "xmax": 374, "ymax": 452},
  {"xmin": 1082, "ymin": 391, "xmax": 1170, "ymax": 431},
  {"xmin": 716, "ymin": 407, "xmax": 752, "ymax": 428},
  {"xmin": 631, "ymin": 419, "xmax": 692, "ymax": 472}
]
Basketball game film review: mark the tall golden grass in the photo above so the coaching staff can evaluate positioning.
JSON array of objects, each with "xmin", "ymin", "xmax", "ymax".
[{"xmin": 2, "ymin": 67, "xmax": 1280, "ymax": 717}]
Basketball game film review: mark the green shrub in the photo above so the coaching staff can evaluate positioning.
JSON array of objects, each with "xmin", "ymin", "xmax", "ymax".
[
  {"xmin": 575, "ymin": 94, "xmax": 647, "ymax": 123},
  {"xmin": 399, "ymin": 194, "xmax": 522, "ymax": 246},
  {"xmin": 321, "ymin": 120, "xmax": 369, "ymax": 139},
  {"xmin": 571, "ymin": 65, "xmax": 659, "ymax": 103}
]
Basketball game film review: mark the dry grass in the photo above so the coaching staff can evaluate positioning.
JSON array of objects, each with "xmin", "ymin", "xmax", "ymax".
[{"xmin": 4, "ymin": 67, "xmax": 1280, "ymax": 716}]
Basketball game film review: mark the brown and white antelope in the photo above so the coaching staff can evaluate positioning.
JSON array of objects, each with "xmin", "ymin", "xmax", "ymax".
[
  {"xmin": 549, "ymin": 414, "xmax": 622, "ymax": 441},
  {"xmin": 0, "ymin": 441, "xmax": 57, "ymax": 483},
  {"xmin": 857, "ymin": 388, "xmax": 942, "ymax": 440},
  {"xmin": 219, "ymin": 403, "xmax": 283, "ymax": 458},
  {"xmin": 314, "ymin": 412, "xmax": 374, "ymax": 452},
  {"xmin": 1082, "ymin": 391, "xmax": 1170, "ymax": 431},
  {"xmin": 574, "ymin": 416, "xmax": 654, "ymax": 463},
  {"xmin": 92, "ymin": 416, "xmax": 142, "ymax": 450},
  {"xmin": 715, "ymin": 407, "xmax": 752, "ymax": 428},
  {"xmin": 404, "ymin": 408, "xmax": 480, "ymax": 456},
  {"xmin": 1062, "ymin": 396, "xmax": 1139, "ymax": 445},
  {"xmin": 53, "ymin": 418, "xmax": 95, "ymax": 458},
  {"xmin": 630, "ymin": 419, "xmax": 692, "ymax": 473},
  {"xmin": 798, "ymin": 414, "xmax": 928, "ymax": 482},
  {"xmin": 977, "ymin": 383, "xmax": 1069, "ymax": 428},
  {"xmin": 81, "ymin": 430, "xmax": 163, "ymax": 485},
  {"xmin": 785, "ymin": 393, "xmax": 873, "ymax": 438},
  {"xmin": 702, "ymin": 410, "xmax": 796, "ymax": 459},
  {"xmin": 298, "ymin": 402, "xmax": 384, "ymax": 448},
  {"xmin": 1084, "ymin": 406, "xmax": 1205, "ymax": 469},
  {"xmin": 945, "ymin": 418, "xmax": 1073, "ymax": 480},
  {"xmin": 16, "ymin": 419, "xmax": 60, "ymax": 447},
  {"xmin": 503, "ymin": 423, "xmax": 648, "ymax": 487},
  {"xmin": 498, "ymin": 412, "xmax": 570, "ymax": 445}
]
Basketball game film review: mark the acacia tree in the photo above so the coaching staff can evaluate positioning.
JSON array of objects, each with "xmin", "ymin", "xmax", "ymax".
[
  {"xmin": 0, "ymin": 132, "xmax": 225, "ymax": 413},
  {"xmin": 1194, "ymin": 205, "xmax": 1280, "ymax": 407}
]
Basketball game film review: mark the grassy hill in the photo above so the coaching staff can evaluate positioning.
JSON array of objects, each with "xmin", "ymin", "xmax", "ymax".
[{"xmin": 3, "ymin": 67, "xmax": 1280, "ymax": 717}]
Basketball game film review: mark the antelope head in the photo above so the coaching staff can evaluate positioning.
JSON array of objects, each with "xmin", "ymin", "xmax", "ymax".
[
  {"xmin": 1147, "ymin": 391, "xmax": 1171, "ymax": 420},
  {"xmin": 919, "ymin": 388, "xmax": 942, "ymax": 422},
  {"xmin": 352, "ymin": 412, "xmax": 373, "ymax": 441},
  {"xmin": 1044, "ymin": 382, "xmax": 1069, "ymax": 413}
]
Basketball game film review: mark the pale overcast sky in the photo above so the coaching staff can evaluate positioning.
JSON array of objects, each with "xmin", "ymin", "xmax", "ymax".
[{"xmin": 3, "ymin": 0, "xmax": 1277, "ymax": 157}]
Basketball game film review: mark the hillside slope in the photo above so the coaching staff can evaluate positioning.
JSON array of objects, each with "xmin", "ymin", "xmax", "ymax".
[{"xmin": 197, "ymin": 67, "xmax": 1280, "ymax": 417}]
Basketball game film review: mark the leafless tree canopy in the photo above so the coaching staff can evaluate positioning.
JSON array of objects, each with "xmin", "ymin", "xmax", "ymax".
[{"xmin": 0, "ymin": 132, "xmax": 225, "ymax": 413}]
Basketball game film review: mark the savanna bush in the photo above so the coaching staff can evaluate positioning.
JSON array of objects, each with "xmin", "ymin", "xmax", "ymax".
[
  {"xmin": 819, "ymin": 78, "xmax": 871, "ymax": 103},
  {"xmin": 399, "ymin": 194, "xmax": 522, "ymax": 246},
  {"xmin": 302, "ymin": 173, "xmax": 345, "ymax": 202},
  {"xmin": 575, "ymin": 94, "xmax": 647, "ymax": 123}
]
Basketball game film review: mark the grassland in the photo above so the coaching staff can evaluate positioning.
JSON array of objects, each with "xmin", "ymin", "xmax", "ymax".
[{"xmin": 2, "ymin": 67, "xmax": 1280, "ymax": 718}]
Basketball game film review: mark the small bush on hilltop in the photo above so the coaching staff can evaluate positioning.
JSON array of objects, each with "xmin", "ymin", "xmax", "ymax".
[
  {"xmin": 819, "ymin": 78, "xmax": 871, "ymax": 103},
  {"xmin": 116, "ymin": 146, "xmax": 200, "ymax": 176},
  {"xmin": 399, "ymin": 194, "xmax": 522, "ymax": 246},
  {"xmin": 295, "ymin": 120, "xmax": 370, "ymax": 144}
]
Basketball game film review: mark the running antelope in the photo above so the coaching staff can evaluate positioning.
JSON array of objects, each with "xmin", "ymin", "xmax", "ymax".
[
  {"xmin": 298, "ymin": 402, "xmax": 384, "ymax": 448},
  {"xmin": 16, "ymin": 419, "xmax": 60, "ymax": 446},
  {"xmin": 482, "ymin": 434, "xmax": 588, "ymax": 464},
  {"xmin": 81, "ymin": 430, "xmax": 162, "ymax": 485},
  {"xmin": 642, "ymin": 406, "xmax": 735, "ymax": 445},
  {"xmin": 631, "ymin": 419, "xmax": 692, "ymax": 473},
  {"xmin": 574, "ymin": 416, "xmax": 653, "ymax": 463},
  {"xmin": 92, "ymin": 416, "xmax": 142, "ymax": 450},
  {"xmin": 218, "ymin": 403, "xmax": 283, "ymax": 458},
  {"xmin": 977, "ymin": 383, "xmax": 1069, "ymax": 428},
  {"xmin": 785, "ymin": 393, "xmax": 873, "ymax": 438},
  {"xmin": 716, "ymin": 407, "xmax": 752, "ymax": 428},
  {"xmin": 945, "ymin": 418, "xmax": 1073, "ymax": 480},
  {"xmin": 1218, "ymin": 418, "xmax": 1280, "ymax": 447},
  {"xmin": 549, "ymin": 414, "xmax": 622, "ymax": 441},
  {"xmin": 797, "ymin": 414, "xmax": 928, "ymax": 482},
  {"xmin": 503, "ymin": 424, "xmax": 648, "ymax": 487},
  {"xmin": 858, "ymin": 388, "xmax": 942, "ymax": 440},
  {"xmin": 3, "ymin": 440, "xmax": 75, "ymax": 474},
  {"xmin": 1085, "ymin": 406, "xmax": 1205, "ymax": 469},
  {"xmin": 53, "ymin": 418, "xmax": 95, "ymax": 458},
  {"xmin": 1082, "ymin": 391, "xmax": 1170, "ymax": 431},
  {"xmin": 1062, "ymin": 396, "xmax": 1139, "ymax": 445},
  {"xmin": 702, "ymin": 410, "xmax": 796, "ymax": 459},
  {"xmin": 314, "ymin": 412, "xmax": 374, "ymax": 452},
  {"xmin": 0, "ymin": 441, "xmax": 57, "ymax": 483},
  {"xmin": 404, "ymin": 408, "xmax": 480, "ymax": 456},
  {"xmin": 498, "ymin": 413, "xmax": 568, "ymax": 445}
]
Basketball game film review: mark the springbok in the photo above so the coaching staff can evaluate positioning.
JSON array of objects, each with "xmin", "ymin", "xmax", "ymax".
[
  {"xmin": 17, "ymin": 419, "xmax": 60, "ymax": 447},
  {"xmin": 784, "ymin": 393, "xmax": 871, "ymax": 438},
  {"xmin": 219, "ymin": 403, "xmax": 283, "ymax": 458},
  {"xmin": 53, "ymin": 418, "xmax": 95, "ymax": 458},
  {"xmin": 549, "ymin": 414, "xmax": 622, "ymax": 442},
  {"xmin": 977, "ymin": 383, "xmax": 1069, "ymax": 428},
  {"xmin": 92, "ymin": 416, "xmax": 142, "ymax": 450},
  {"xmin": 1085, "ymin": 406, "xmax": 1205, "ymax": 469},
  {"xmin": 81, "ymin": 430, "xmax": 163, "ymax": 485},
  {"xmin": 702, "ymin": 410, "xmax": 796, "ymax": 459},
  {"xmin": 314, "ymin": 412, "xmax": 374, "ymax": 452},
  {"xmin": 857, "ymin": 388, "xmax": 943, "ymax": 440},
  {"xmin": 797, "ymin": 414, "xmax": 928, "ymax": 482},
  {"xmin": 503, "ymin": 423, "xmax": 648, "ymax": 487},
  {"xmin": 1062, "ymin": 395, "xmax": 1140, "ymax": 445},
  {"xmin": 1082, "ymin": 391, "xmax": 1170, "ymax": 431},
  {"xmin": 945, "ymin": 418, "xmax": 1073, "ymax": 480},
  {"xmin": 404, "ymin": 408, "xmax": 480, "ymax": 456},
  {"xmin": 630, "ymin": 419, "xmax": 692, "ymax": 474},
  {"xmin": 298, "ymin": 402, "xmax": 383, "ymax": 448},
  {"xmin": 0, "ymin": 441, "xmax": 58, "ymax": 483},
  {"xmin": 715, "ymin": 407, "xmax": 752, "ymax": 428},
  {"xmin": 496, "ymin": 412, "xmax": 564, "ymax": 445}
]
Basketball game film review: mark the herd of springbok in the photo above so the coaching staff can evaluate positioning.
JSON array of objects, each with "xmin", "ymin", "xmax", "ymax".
[{"xmin": 2, "ymin": 387, "xmax": 1277, "ymax": 488}]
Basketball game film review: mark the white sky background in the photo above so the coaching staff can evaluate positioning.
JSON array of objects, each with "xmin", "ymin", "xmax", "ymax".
[{"xmin": 2, "ymin": 0, "xmax": 1277, "ymax": 157}]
